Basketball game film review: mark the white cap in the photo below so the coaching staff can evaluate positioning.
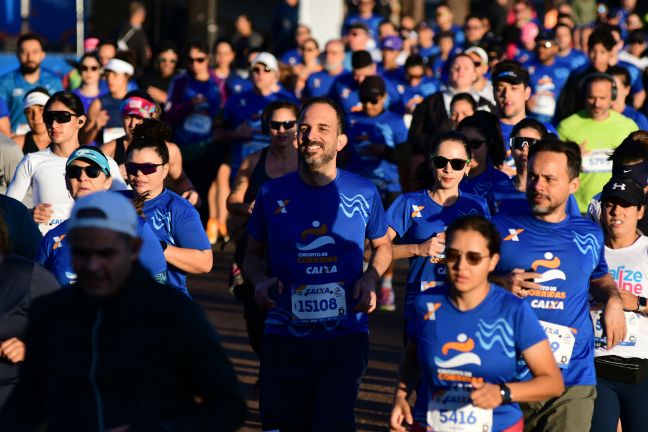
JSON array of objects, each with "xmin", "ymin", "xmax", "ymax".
[
  {"xmin": 251, "ymin": 52, "xmax": 279, "ymax": 72},
  {"xmin": 104, "ymin": 58, "xmax": 135, "ymax": 76},
  {"xmin": 23, "ymin": 90, "xmax": 50, "ymax": 110},
  {"xmin": 67, "ymin": 191, "xmax": 138, "ymax": 237},
  {"xmin": 465, "ymin": 46, "xmax": 489, "ymax": 66}
]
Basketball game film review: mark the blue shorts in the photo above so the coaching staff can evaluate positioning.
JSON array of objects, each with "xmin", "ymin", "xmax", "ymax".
[{"xmin": 259, "ymin": 332, "xmax": 369, "ymax": 431}]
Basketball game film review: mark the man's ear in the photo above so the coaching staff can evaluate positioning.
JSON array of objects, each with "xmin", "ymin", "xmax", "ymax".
[{"xmin": 337, "ymin": 133, "xmax": 348, "ymax": 151}]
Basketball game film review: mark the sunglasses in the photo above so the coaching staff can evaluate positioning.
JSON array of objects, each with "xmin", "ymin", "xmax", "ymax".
[
  {"xmin": 269, "ymin": 120, "xmax": 296, "ymax": 131},
  {"xmin": 251, "ymin": 66, "xmax": 272, "ymax": 74},
  {"xmin": 125, "ymin": 162, "xmax": 164, "ymax": 175},
  {"xmin": 80, "ymin": 65, "xmax": 99, "ymax": 72},
  {"xmin": 510, "ymin": 136, "xmax": 538, "ymax": 150},
  {"xmin": 188, "ymin": 57, "xmax": 207, "ymax": 64},
  {"xmin": 445, "ymin": 248, "xmax": 491, "ymax": 265},
  {"xmin": 43, "ymin": 111, "xmax": 78, "ymax": 125},
  {"xmin": 469, "ymin": 139, "xmax": 485, "ymax": 149},
  {"xmin": 361, "ymin": 96, "xmax": 382, "ymax": 105},
  {"xmin": 431, "ymin": 155, "xmax": 470, "ymax": 170},
  {"xmin": 65, "ymin": 164, "xmax": 104, "ymax": 180}
]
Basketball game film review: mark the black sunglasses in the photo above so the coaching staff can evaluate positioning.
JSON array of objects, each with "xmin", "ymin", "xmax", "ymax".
[
  {"xmin": 125, "ymin": 162, "xmax": 164, "ymax": 176},
  {"xmin": 43, "ymin": 111, "xmax": 77, "ymax": 125},
  {"xmin": 361, "ymin": 96, "xmax": 381, "ymax": 105},
  {"xmin": 510, "ymin": 136, "xmax": 538, "ymax": 150},
  {"xmin": 431, "ymin": 155, "xmax": 470, "ymax": 170},
  {"xmin": 469, "ymin": 139, "xmax": 485, "ymax": 149},
  {"xmin": 269, "ymin": 120, "xmax": 296, "ymax": 131},
  {"xmin": 188, "ymin": 57, "xmax": 207, "ymax": 64},
  {"xmin": 445, "ymin": 248, "xmax": 491, "ymax": 265},
  {"xmin": 80, "ymin": 65, "xmax": 99, "ymax": 72},
  {"xmin": 251, "ymin": 66, "xmax": 272, "ymax": 74},
  {"xmin": 65, "ymin": 165, "xmax": 104, "ymax": 180}
]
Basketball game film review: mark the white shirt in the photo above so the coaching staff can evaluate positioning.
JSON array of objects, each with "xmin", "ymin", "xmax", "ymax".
[
  {"xmin": 593, "ymin": 235, "xmax": 648, "ymax": 359},
  {"xmin": 6, "ymin": 147, "xmax": 128, "ymax": 234}
]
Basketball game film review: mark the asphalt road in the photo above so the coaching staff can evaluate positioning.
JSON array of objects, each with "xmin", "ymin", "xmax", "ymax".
[{"xmin": 191, "ymin": 246, "xmax": 408, "ymax": 431}]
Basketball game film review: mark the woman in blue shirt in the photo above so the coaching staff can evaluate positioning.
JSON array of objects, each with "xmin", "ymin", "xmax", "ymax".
[
  {"xmin": 126, "ymin": 119, "xmax": 212, "ymax": 295},
  {"xmin": 390, "ymin": 215, "xmax": 563, "ymax": 432}
]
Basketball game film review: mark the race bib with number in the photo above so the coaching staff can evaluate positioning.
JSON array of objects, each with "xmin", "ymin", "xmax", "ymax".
[
  {"xmin": 582, "ymin": 150, "xmax": 613, "ymax": 173},
  {"xmin": 427, "ymin": 388, "xmax": 493, "ymax": 432},
  {"xmin": 539, "ymin": 320, "xmax": 576, "ymax": 369},
  {"xmin": 291, "ymin": 283, "xmax": 347, "ymax": 323},
  {"xmin": 103, "ymin": 127, "xmax": 126, "ymax": 143},
  {"xmin": 591, "ymin": 307, "xmax": 639, "ymax": 347},
  {"xmin": 182, "ymin": 113, "xmax": 213, "ymax": 135}
]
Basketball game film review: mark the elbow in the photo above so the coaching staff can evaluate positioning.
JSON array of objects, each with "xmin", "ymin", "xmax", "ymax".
[
  {"xmin": 546, "ymin": 373, "xmax": 564, "ymax": 399},
  {"xmin": 198, "ymin": 252, "xmax": 213, "ymax": 274}
]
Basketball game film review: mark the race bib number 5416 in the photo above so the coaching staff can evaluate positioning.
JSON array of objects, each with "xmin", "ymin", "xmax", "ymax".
[
  {"xmin": 291, "ymin": 283, "xmax": 347, "ymax": 323},
  {"xmin": 427, "ymin": 389, "xmax": 493, "ymax": 432}
]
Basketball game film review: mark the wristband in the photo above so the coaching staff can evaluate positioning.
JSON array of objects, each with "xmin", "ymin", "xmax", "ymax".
[{"xmin": 499, "ymin": 383, "xmax": 512, "ymax": 404}]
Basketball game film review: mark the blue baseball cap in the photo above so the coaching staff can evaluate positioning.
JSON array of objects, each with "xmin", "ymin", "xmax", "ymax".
[
  {"xmin": 66, "ymin": 146, "xmax": 111, "ymax": 176},
  {"xmin": 381, "ymin": 35, "xmax": 403, "ymax": 51}
]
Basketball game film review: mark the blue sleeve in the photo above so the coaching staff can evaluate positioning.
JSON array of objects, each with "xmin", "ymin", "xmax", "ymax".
[
  {"xmin": 395, "ymin": 119, "xmax": 408, "ymax": 145},
  {"xmin": 635, "ymin": 112, "xmax": 648, "ymax": 131},
  {"xmin": 365, "ymin": 185, "xmax": 388, "ymax": 240},
  {"xmin": 247, "ymin": 186, "xmax": 268, "ymax": 243},
  {"xmin": 35, "ymin": 235, "xmax": 52, "ymax": 266},
  {"xmin": 137, "ymin": 220, "xmax": 168, "ymax": 283},
  {"xmin": 628, "ymin": 65, "xmax": 644, "ymax": 94},
  {"xmin": 0, "ymin": 98, "xmax": 8, "ymax": 118},
  {"xmin": 591, "ymin": 232, "xmax": 608, "ymax": 279},
  {"xmin": 172, "ymin": 205, "xmax": 212, "ymax": 251},
  {"xmin": 514, "ymin": 298, "xmax": 547, "ymax": 352},
  {"xmin": 385, "ymin": 194, "xmax": 411, "ymax": 238}
]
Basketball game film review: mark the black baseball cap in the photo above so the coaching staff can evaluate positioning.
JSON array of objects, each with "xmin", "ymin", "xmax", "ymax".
[
  {"xmin": 359, "ymin": 75, "xmax": 386, "ymax": 101},
  {"xmin": 601, "ymin": 176, "xmax": 646, "ymax": 206},
  {"xmin": 492, "ymin": 60, "xmax": 529, "ymax": 86},
  {"xmin": 536, "ymin": 29, "xmax": 557, "ymax": 42},
  {"xmin": 352, "ymin": 50, "xmax": 373, "ymax": 69}
]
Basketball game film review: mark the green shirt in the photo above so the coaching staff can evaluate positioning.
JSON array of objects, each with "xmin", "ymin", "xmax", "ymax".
[{"xmin": 557, "ymin": 110, "xmax": 638, "ymax": 211}]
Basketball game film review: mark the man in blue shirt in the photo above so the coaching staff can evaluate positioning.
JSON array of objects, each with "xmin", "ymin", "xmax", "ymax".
[
  {"xmin": 302, "ymin": 39, "xmax": 346, "ymax": 99},
  {"xmin": 609, "ymin": 65, "xmax": 648, "ymax": 130},
  {"xmin": 244, "ymin": 97, "xmax": 391, "ymax": 431},
  {"xmin": 491, "ymin": 138, "xmax": 626, "ymax": 431},
  {"xmin": 554, "ymin": 23, "xmax": 589, "ymax": 72},
  {"xmin": 396, "ymin": 54, "xmax": 440, "ymax": 115},
  {"xmin": 0, "ymin": 33, "xmax": 63, "ymax": 134},
  {"xmin": 342, "ymin": 0, "xmax": 383, "ymax": 42}
]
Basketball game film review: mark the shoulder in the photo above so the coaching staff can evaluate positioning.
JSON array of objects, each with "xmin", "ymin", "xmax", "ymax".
[
  {"xmin": 337, "ymin": 169, "xmax": 381, "ymax": 191},
  {"xmin": 459, "ymin": 192, "xmax": 489, "ymax": 208}
]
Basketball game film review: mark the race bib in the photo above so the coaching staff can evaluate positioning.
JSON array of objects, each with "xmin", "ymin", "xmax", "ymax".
[
  {"xmin": 539, "ymin": 320, "xmax": 576, "ymax": 369},
  {"xmin": 582, "ymin": 150, "xmax": 613, "ymax": 173},
  {"xmin": 427, "ymin": 389, "xmax": 493, "ymax": 432},
  {"xmin": 182, "ymin": 113, "xmax": 213, "ymax": 135},
  {"xmin": 103, "ymin": 127, "xmax": 126, "ymax": 143},
  {"xmin": 591, "ymin": 306, "xmax": 639, "ymax": 347},
  {"xmin": 291, "ymin": 283, "xmax": 347, "ymax": 323}
]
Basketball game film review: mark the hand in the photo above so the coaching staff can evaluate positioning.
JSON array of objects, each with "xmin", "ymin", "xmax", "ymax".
[
  {"xmin": 353, "ymin": 272, "xmax": 378, "ymax": 313},
  {"xmin": 604, "ymin": 296, "xmax": 627, "ymax": 349},
  {"xmin": 470, "ymin": 382, "xmax": 503, "ymax": 409},
  {"xmin": 0, "ymin": 338, "xmax": 25, "ymax": 363},
  {"xmin": 32, "ymin": 203, "xmax": 53, "ymax": 224},
  {"xmin": 95, "ymin": 110, "xmax": 110, "ymax": 129},
  {"xmin": 254, "ymin": 277, "xmax": 283, "ymax": 310},
  {"xmin": 389, "ymin": 396, "xmax": 413, "ymax": 432},
  {"xmin": 502, "ymin": 268, "xmax": 542, "ymax": 298},
  {"xmin": 181, "ymin": 189, "xmax": 200, "ymax": 206},
  {"xmin": 146, "ymin": 86, "xmax": 167, "ymax": 104},
  {"xmin": 417, "ymin": 232, "xmax": 445, "ymax": 258},
  {"xmin": 235, "ymin": 122, "xmax": 254, "ymax": 140}
]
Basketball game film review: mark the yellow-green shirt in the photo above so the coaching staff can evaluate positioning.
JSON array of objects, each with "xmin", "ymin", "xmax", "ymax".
[{"xmin": 557, "ymin": 110, "xmax": 638, "ymax": 211}]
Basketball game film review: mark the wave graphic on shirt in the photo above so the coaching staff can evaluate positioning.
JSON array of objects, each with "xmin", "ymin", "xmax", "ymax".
[
  {"xmin": 573, "ymin": 232, "xmax": 600, "ymax": 261},
  {"xmin": 339, "ymin": 193, "xmax": 370, "ymax": 222},
  {"xmin": 296, "ymin": 236, "xmax": 336, "ymax": 251},
  {"xmin": 475, "ymin": 318, "xmax": 516, "ymax": 358}
]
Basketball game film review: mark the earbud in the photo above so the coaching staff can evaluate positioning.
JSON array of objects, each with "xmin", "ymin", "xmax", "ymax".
[{"xmin": 78, "ymin": 120, "xmax": 83, "ymax": 125}]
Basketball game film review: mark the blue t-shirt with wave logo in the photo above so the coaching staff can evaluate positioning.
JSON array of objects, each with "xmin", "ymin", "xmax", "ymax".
[{"xmin": 247, "ymin": 169, "xmax": 388, "ymax": 339}]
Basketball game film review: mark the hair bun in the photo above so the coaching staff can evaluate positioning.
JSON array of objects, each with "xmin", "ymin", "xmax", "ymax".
[{"xmin": 131, "ymin": 118, "xmax": 172, "ymax": 141}]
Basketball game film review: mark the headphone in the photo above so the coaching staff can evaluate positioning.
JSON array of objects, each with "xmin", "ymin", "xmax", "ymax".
[{"xmin": 581, "ymin": 72, "xmax": 618, "ymax": 101}]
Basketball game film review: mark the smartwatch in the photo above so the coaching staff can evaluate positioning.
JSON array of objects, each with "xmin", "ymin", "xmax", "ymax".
[
  {"xmin": 639, "ymin": 296, "xmax": 647, "ymax": 312},
  {"xmin": 499, "ymin": 383, "xmax": 512, "ymax": 404}
]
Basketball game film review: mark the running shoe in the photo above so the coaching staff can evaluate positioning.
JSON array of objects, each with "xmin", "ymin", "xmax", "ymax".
[{"xmin": 378, "ymin": 287, "xmax": 395, "ymax": 311}]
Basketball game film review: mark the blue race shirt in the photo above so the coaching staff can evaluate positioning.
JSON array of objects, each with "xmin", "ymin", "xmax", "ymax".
[
  {"xmin": 459, "ymin": 165, "xmax": 511, "ymax": 213},
  {"xmin": 619, "ymin": 60, "xmax": 644, "ymax": 95},
  {"xmin": 0, "ymin": 98, "xmax": 9, "ymax": 119},
  {"xmin": 623, "ymin": 106, "xmax": 648, "ymax": 131},
  {"xmin": 224, "ymin": 88, "xmax": 298, "ymax": 173},
  {"xmin": 0, "ymin": 68, "xmax": 63, "ymax": 133},
  {"xmin": 409, "ymin": 284, "xmax": 547, "ymax": 431},
  {"xmin": 141, "ymin": 189, "xmax": 212, "ymax": 295},
  {"xmin": 386, "ymin": 190, "xmax": 490, "ymax": 317},
  {"xmin": 555, "ymin": 49, "xmax": 588, "ymax": 72},
  {"xmin": 345, "ymin": 110, "xmax": 408, "ymax": 193},
  {"xmin": 525, "ymin": 59, "xmax": 571, "ymax": 124},
  {"xmin": 492, "ymin": 182, "xmax": 581, "ymax": 217},
  {"xmin": 493, "ymin": 213, "xmax": 608, "ymax": 386},
  {"xmin": 342, "ymin": 13, "xmax": 384, "ymax": 40},
  {"xmin": 396, "ymin": 76, "xmax": 441, "ymax": 114},
  {"xmin": 303, "ymin": 70, "xmax": 345, "ymax": 99},
  {"xmin": 72, "ymin": 88, "xmax": 106, "ymax": 115},
  {"xmin": 248, "ymin": 170, "xmax": 388, "ymax": 339},
  {"xmin": 328, "ymin": 72, "xmax": 402, "ymax": 115},
  {"xmin": 36, "ymin": 218, "xmax": 167, "ymax": 287}
]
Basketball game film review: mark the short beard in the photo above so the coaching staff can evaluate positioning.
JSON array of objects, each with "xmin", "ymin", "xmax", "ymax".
[
  {"xmin": 20, "ymin": 64, "xmax": 39, "ymax": 75},
  {"xmin": 300, "ymin": 141, "xmax": 336, "ymax": 170}
]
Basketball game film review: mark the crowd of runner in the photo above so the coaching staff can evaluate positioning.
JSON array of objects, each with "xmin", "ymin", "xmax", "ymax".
[{"xmin": 0, "ymin": 0, "xmax": 648, "ymax": 430}]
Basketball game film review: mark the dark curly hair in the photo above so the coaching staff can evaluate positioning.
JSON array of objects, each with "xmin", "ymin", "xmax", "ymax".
[{"xmin": 127, "ymin": 118, "xmax": 172, "ymax": 164}]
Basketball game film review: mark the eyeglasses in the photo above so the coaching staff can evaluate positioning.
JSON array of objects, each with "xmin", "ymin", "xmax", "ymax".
[
  {"xmin": 465, "ymin": 25, "xmax": 482, "ymax": 31},
  {"xmin": 66, "ymin": 164, "xmax": 104, "ymax": 180},
  {"xmin": 469, "ymin": 139, "xmax": 485, "ymax": 149},
  {"xmin": 431, "ymin": 155, "xmax": 470, "ymax": 170},
  {"xmin": 510, "ymin": 136, "xmax": 538, "ymax": 150},
  {"xmin": 125, "ymin": 162, "xmax": 164, "ymax": 175},
  {"xmin": 80, "ymin": 65, "xmax": 99, "ymax": 72},
  {"xmin": 43, "ymin": 111, "xmax": 78, "ymax": 125},
  {"xmin": 251, "ymin": 66, "xmax": 272, "ymax": 74},
  {"xmin": 188, "ymin": 57, "xmax": 207, "ymax": 64},
  {"xmin": 159, "ymin": 57, "xmax": 177, "ymax": 64},
  {"xmin": 269, "ymin": 120, "xmax": 296, "ymax": 131},
  {"xmin": 445, "ymin": 248, "xmax": 491, "ymax": 265}
]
